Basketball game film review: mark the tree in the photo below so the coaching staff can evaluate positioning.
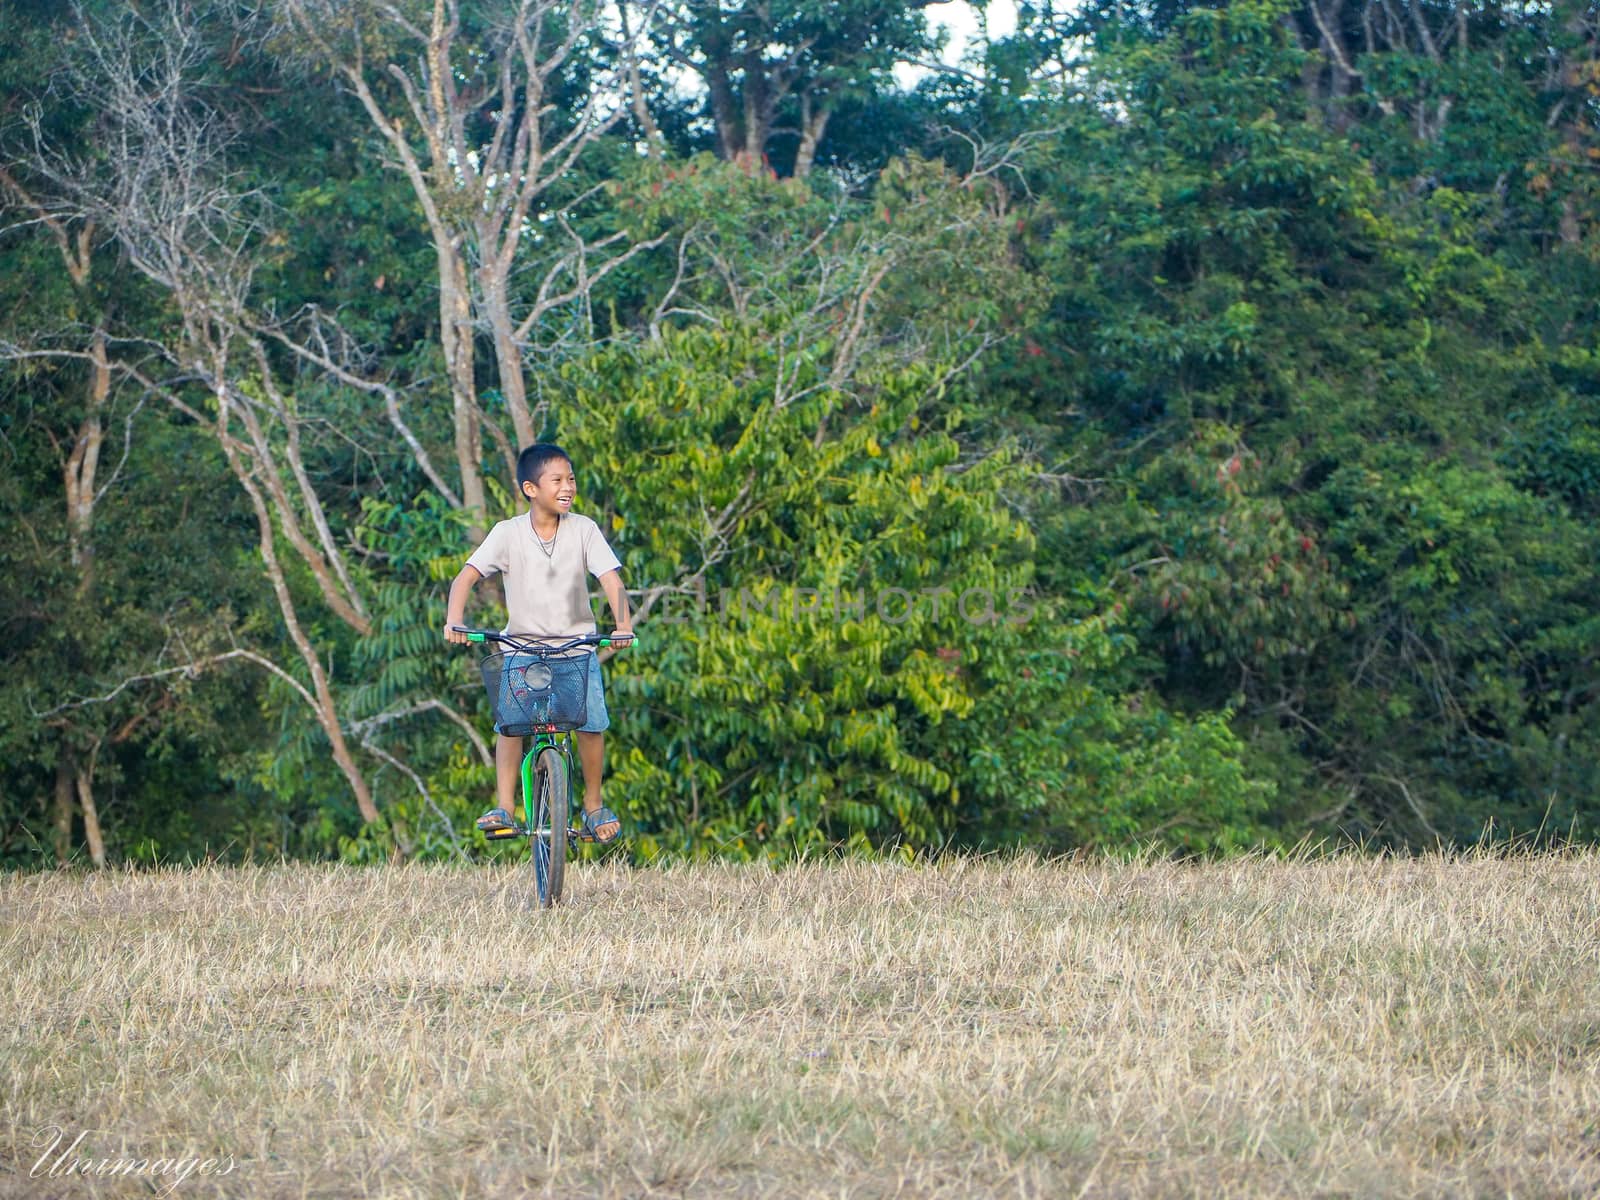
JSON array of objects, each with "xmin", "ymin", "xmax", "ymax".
[
  {"xmin": 984, "ymin": 0, "xmax": 1600, "ymax": 843},
  {"xmin": 645, "ymin": 0, "xmax": 943, "ymax": 177},
  {"xmin": 275, "ymin": 0, "xmax": 665, "ymax": 526},
  {"xmin": 0, "ymin": 0, "xmax": 278, "ymax": 863},
  {"xmin": 557, "ymin": 324, "xmax": 1268, "ymax": 855}
]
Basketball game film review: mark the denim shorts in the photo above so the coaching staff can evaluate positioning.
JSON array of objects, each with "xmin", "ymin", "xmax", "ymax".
[{"xmin": 493, "ymin": 653, "xmax": 609, "ymax": 736}]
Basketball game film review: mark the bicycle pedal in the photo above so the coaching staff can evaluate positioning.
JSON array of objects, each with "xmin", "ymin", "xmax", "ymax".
[{"xmin": 483, "ymin": 826, "xmax": 523, "ymax": 840}]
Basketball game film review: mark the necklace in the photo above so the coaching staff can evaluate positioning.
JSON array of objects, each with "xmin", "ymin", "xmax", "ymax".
[{"xmin": 531, "ymin": 514, "xmax": 559, "ymax": 561}]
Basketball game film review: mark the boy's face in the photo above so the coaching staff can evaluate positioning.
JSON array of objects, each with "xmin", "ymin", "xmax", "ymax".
[{"xmin": 522, "ymin": 458, "xmax": 576, "ymax": 514}]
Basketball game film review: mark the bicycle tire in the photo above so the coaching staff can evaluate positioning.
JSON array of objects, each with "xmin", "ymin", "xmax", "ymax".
[{"xmin": 532, "ymin": 746, "xmax": 569, "ymax": 907}]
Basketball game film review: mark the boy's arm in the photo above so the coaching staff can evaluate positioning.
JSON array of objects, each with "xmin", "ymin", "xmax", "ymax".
[
  {"xmin": 443, "ymin": 565, "xmax": 486, "ymax": 644},
  {"xmin": 599, "ymin": 568, "xmax": 634, "ymax": 643}
]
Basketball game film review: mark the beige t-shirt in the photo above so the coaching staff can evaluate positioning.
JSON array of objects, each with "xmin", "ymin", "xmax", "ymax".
[{"xmin": 466, "ymin": 511, "xmax": 622, "ymax": 638}]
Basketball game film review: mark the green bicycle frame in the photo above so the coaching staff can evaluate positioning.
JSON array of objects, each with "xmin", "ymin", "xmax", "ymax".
[{"xmin": 521, "ymin": 730, "xmax": 571, "ymax": 820}]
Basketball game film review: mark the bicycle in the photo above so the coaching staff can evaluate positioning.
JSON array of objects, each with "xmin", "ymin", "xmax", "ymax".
[{"xmin": 453, "ymin": 626, "xmax": 630, "ymax": 907}]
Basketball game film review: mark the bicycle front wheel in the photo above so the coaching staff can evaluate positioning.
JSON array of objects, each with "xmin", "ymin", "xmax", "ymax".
[{"xmin": 531, "ymin": 746, "xmax": 570, "ymax": 907}]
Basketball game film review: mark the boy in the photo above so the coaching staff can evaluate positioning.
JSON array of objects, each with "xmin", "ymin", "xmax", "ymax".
[{"xmin": 444, "ymin": 443, "xmax": 633, "ymax": 843}]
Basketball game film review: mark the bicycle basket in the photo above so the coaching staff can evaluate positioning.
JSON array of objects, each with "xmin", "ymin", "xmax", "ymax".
[{"xmin": 481, "ymin": 650, "xmax": 592, "ymax": 734}]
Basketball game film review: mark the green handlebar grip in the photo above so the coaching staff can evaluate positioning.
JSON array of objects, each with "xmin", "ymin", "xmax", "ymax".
[{"xmin": 468, "ymin": 632, "xmax": 485, "ymax": 643}]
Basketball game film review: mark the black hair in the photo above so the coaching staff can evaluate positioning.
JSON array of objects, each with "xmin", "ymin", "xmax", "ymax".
[{"xmin": 516, "ymin": 443, "xmax": 573, "ymax": 492}]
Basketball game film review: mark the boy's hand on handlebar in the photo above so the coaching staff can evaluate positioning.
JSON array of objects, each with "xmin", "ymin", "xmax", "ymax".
[
  {"xmin": 445, "ymin": 623, "xmax": 472, "ymax": 645},
  {"xmin": 610, "ymin": 627, "xmax": 635, "ymax": 647}
]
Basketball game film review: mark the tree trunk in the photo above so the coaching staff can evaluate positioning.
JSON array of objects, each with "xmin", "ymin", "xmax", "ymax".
[
  {"xmin": 218, "ymin": 385, "xmax": 381, "ymax": 825},
  {"xmin": 700, "ymin": 25, "xmax": 744, "ymax": 162},
  {"xmin": 794, "ymin": 95, "xmax": 834, "ymax": 179},
  {"xmin": 437, "ymin": 239, "xmax": 486, "ymax": 535},
  {"xmin": 478, "ymin": 267, "xmax": 537, "ymax": 450},
  {"xmin": 739, "ymin": 49, "xmax": 769, "ymax": 167},
  {"xmin": 229, "ymin": 373, "xmax": 373, "ymax": 633},
  {"xmin": 618, "ymin": 0, "xmax": 664, "ymax": 161},
  {"xmin": 256, "ymin": 501, "xmax": 379, "ymax": 825},
  {"xmin": 75, "ymin": 749, "xmax": 106, "ymax": 868},
  {"xmin": 53, "ymin": 755, "xmax": 75, "ymax": 865},
  {"xmin": 63, "ymin": 329, "xmax": 110, "ymax": 589}
]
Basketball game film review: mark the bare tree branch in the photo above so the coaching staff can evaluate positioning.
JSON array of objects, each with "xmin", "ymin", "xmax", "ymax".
[
  {"xmin": 33, "ymin": 648, "xmax": 317, "ymax": 719},
  {"xmin": 277, "ymin": 0, "xmax": 663, "ymax": 500},
  {"xmin": 361, "ymin": 735, "xmax": 469, "ymax": 860},
  {"xmin": 351, "ymin": 698, "xmax": 493, "ymax": 767}
]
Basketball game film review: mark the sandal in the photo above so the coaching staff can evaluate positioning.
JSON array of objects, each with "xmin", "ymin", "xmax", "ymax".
[
  {"xmin": 475, "ymin": 807, "xmax": 518, "ymax": 838},
  {"xmin": 581, "ymin": 805, "xmax": 622, "ymax": 844}
]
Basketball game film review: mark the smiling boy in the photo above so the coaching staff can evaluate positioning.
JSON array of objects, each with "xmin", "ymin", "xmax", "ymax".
[{"xmin": 443, "ymin": 443, "xmax": 633, "ymax": 842}]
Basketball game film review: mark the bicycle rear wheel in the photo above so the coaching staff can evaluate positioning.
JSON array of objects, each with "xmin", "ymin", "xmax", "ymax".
[{"xmin": 531, "ymin": 746, "xmax": 570, "ymax": 907}]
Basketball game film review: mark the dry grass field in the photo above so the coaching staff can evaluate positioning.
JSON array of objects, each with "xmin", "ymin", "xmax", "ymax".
[{"xmin": 2, "ymin": 851, "xmax": 1598, "ymax": 1198}]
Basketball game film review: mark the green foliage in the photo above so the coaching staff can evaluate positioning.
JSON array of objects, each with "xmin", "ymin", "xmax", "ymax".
[
  {"xmin": 550, "ymin": 325, "xmax": 1266, "ymax": 856},
  {"xmin": 1124, "ymin": 426, "xmax": 1352, "ymax": 679},
  {"xmin": 984, "ymin": 0, "xmax": 1600, "ymax": 845},
  {"xmin": 611, "ymin": 151, "xmax": 1039, "ymax": 359},
  {"xmin": 4, "ymin": 0, "xmax": 1599, "ymax": 867}
]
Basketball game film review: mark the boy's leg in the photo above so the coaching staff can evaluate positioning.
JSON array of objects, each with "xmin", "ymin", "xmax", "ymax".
[
  {"xmin": 573, "ymin": 658, "xmax": 619, "ymax": 841},
  {"xmin": 495, "ymin": 734, "xmax": 523, "ymax": 818},
  {"xmin": 575, "ymin": 732, "xmax": 619, "ymax": 841}
]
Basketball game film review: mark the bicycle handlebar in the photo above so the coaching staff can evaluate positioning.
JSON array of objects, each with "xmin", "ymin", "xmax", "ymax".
[{"xmin": 449, "ymin": 626, "xmax": 633, "ymax": 652}]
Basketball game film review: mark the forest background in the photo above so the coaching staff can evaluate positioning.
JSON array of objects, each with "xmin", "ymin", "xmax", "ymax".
[{"xmin": 2, "ymin": 0, "xmax": 1596, "ymax": 868}]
